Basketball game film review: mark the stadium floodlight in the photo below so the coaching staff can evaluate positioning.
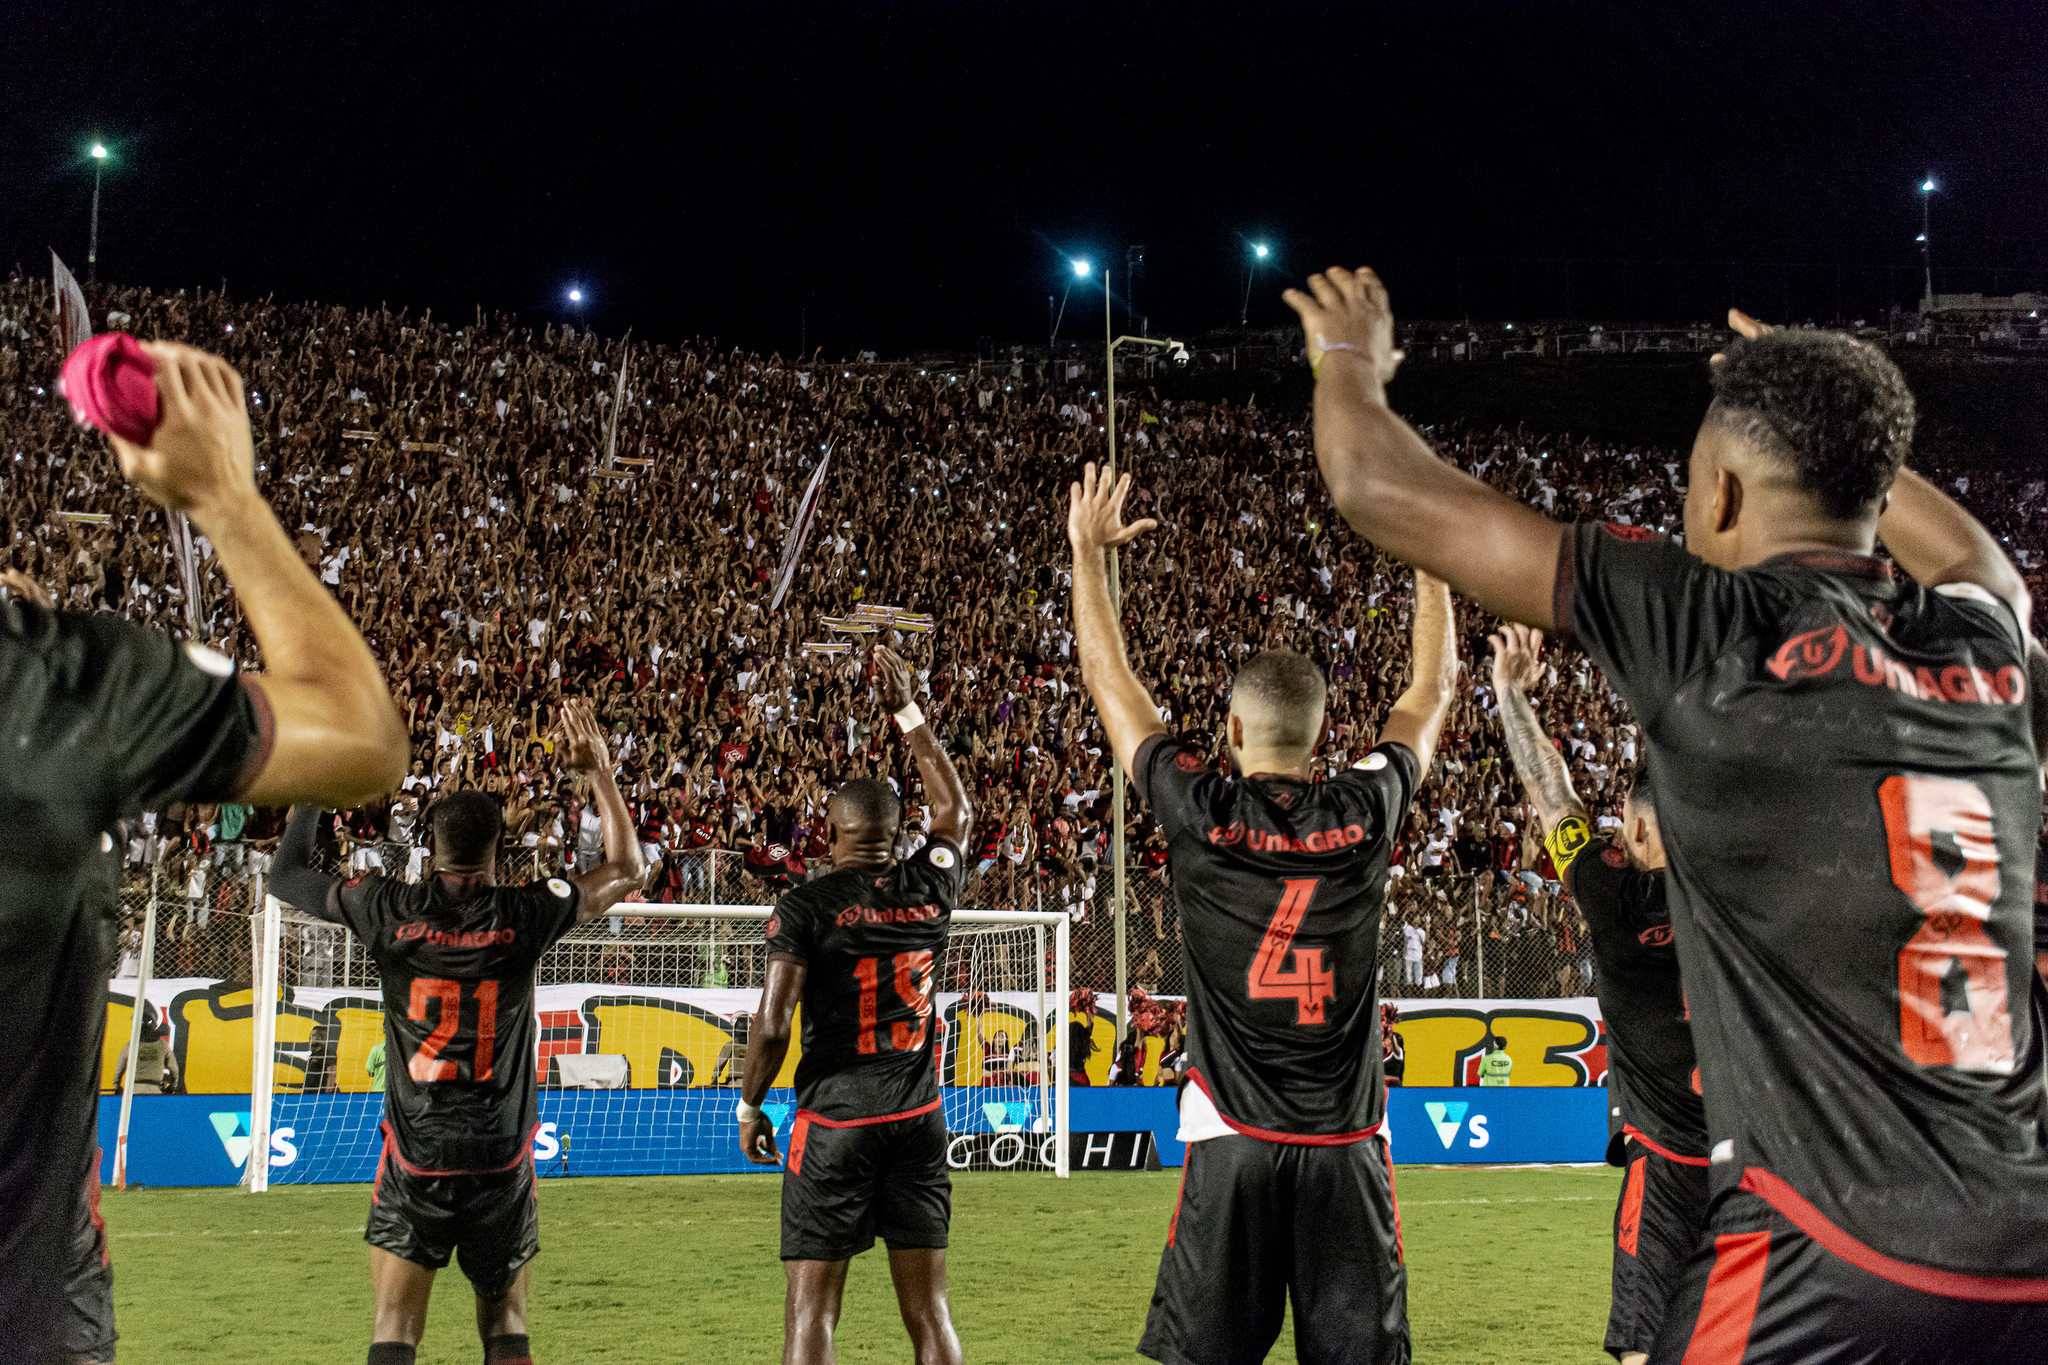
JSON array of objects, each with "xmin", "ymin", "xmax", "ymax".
[
  {"xmin": 1916, "ymin": 234, "xmax": 1927, "ymax": 243},
  {"xmin": 1918, "ymin": 178, "xmax": 1936, "ymax": 306},
  {"xmin": 1072, "ymin": 259, "xmax": 1091, "ymax": 277},
  {"xmin": 568, "ymin": 288, "xmax": 583, "ymax": 302},
  {"xmin": 86, "ymin": 141, "xmax": 112, "ymax": 283},
  {"xmin": 1921, "ymin": 179, "xmax": 1936, "ymax": 193},
  {"xmin": 1241, "ymin": 243, "xmax": 1272, "ymax": 326},
  {"xmin": 90, "ymin": 144, "xmax": 107, "ymax": 159}
]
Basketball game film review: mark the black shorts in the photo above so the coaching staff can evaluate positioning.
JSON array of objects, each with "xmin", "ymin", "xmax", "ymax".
[
  {"xmin": 1650, "ymin": 1187, "xmax": 2048, "ymax": 1364},
  {"xmin": 1139, "ymin": 1134, "xmax": 1408, "ymax": 1365},
  {"xmin": 366, "ymin": 1139, "xmax": 539, "ymax": 1299},
  {"xmin": 780, "ymin": 1104, "xmax": 951, "ymax": 1262},
  {"xmin": 1606, "ymin": 1138, "xmax": 1709, "ymax": 1360},
  {"xmin": 62, "ymin": 1149, "xmax": 116, "ymax": 1365}
]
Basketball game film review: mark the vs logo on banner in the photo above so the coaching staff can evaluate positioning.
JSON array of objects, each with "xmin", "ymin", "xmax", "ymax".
[
  {"xmin": 1423, "ymin": 1101, "xmax": 1491, "ymax": 1150},
  {"xmin": 208, "ymin": 1112, "xmax": 299, "ymax": 1169}
]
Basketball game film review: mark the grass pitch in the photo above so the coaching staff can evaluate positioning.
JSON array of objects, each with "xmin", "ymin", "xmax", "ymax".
[{"xmin": 105, "ymin": 1165, "xmax": 1619, "ymax": 1363}]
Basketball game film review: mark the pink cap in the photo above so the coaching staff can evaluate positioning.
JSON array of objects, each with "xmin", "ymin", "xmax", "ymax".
[{"xmin": 60, "ymin": 333, "xmax": 161, "ymax": 446}]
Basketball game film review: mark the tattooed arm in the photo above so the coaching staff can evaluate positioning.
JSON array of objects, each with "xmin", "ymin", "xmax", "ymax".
[{"xmin": 1488, "ymin": 624, "xmax": 1586, "ymax": 836}]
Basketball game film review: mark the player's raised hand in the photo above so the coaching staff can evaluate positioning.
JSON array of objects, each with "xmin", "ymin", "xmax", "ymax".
[
  {"xmin": 1711, "ymin": 308, "xmax": 1777, "ymax": 365},
  {"xmin": 1281, "ymin": 267, "xmax": 1405, "ymax": 386},
  {"xmin": 872, "ymin": 644, "xmax": 916, "ymax": 712},
  {"xmin": 106, "ymin": 343, "xmax": 257, "ymax": 517},
  {"xmin": 740, "ymin": 1113, "xmax": 782, "ymax": 1166},
  {"xmin": 0, "ymin": 570, "xmax": 55, "ymax": 609},
  {"xmin": 554, "ymin": 698, "xmax": 610, "ymax": 773},
  {"xmin": 1067, "ymin": 462, "xmax": 1158, "ymax": 556},
  {"xmin": 1488, "ymin": 622, "xmax": 1546, "ymax": 695}
]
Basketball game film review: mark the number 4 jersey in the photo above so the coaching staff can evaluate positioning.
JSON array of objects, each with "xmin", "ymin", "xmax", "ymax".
[
  {"xmin": 1135, "ymin": 735, "xmax": 1419, "ymax": 1140},
  {"xmin": 333, "ymin": 873, "xmax": 583, "ymax": 1173},
  {"xmin": 1559, "ymin": 524, "xmax": 2048, "ymax": 1277},
  {"xmin": 764, "ymin": 840, "xmax": 967, "ymax": 1121}
]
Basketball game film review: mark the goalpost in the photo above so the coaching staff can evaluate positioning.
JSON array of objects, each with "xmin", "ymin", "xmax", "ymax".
[{"xmin": 252, "ymin": 902, "xmax": 1071, "ymax": 1187}]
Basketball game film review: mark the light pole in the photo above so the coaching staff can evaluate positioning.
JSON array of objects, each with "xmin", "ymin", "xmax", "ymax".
[
  {"xmin": 1051, "ymin": 259, "xmax": 1088, "ymax": 347},
  {"xmin": 1918, "ymin": 178, "xmax": 1936, "ymax": 310},
  {"xmin": 1101, "ymin": 263, "xmax": 1188, "ymax": 1038},
  {"xmin": 88, "ymin": 143, "xmax": 108, "ymax": 285},
  {"xmin": 1241, "ymin": 242, "xmax": 1269, "ymax": 328},
  {"xmin": 567, "ymin": 287, "xmax": 586, "ymax": 329}
]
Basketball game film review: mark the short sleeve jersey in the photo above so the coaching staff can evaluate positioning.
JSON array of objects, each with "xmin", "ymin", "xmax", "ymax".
[
  {"xmin": 1137, "ymin": 734, "xmax": 1418, "ymax": 1140},
  {"xmin": 0, "ymin": 607, "xmax": 271, "ymax": 1362},
  {"xmin": 764, "ymin": 840, "xmax": 966, "ymax": 1121},
  {"xmin": 333, "ymin": 873, "xmax": 582, "ymax": 1172},
  {"xmin": 1559, "ymin": 522, "xmax": 2048, "ymax": 1274},
  {"xmin": 1544, "ymin": 813, "xmax": 1706, "ymax": 1158}
]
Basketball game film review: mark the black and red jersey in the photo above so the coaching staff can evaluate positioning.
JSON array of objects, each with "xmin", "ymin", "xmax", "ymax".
[
  {"xmin": 763, "ymin": 839, "xmax": 966, "ymax": 1121},
  {"xmin": 332, "ymin": 872, "xmax": 582, "ymax": 1173},
  {"xmin": 1136, "ymin": 734, "xmax": 1417, "ymax": 1140},
  {"xmin": 1560, "ymin": 522, "xmax": 2048, "ymax": 1277},
  {"xmin": 1546, "ymin": 814, "xmax": 1705, "ymax": 1160}
]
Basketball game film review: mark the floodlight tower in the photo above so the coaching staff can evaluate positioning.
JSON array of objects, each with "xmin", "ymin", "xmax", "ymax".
[
  {"xmin": 88, "ymin": 143, "xmax": 108, "ymax": 284},
  {"xmin": 1241, "ymin": 242, "xmax": 1270, "ymax": 327},
  {"xmin": 1918, "ymin": 178, "xmax": 1937, "ymax": 310}
]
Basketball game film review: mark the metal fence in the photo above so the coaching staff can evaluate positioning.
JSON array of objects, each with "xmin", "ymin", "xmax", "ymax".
[{"xmin": 111, "ymin": 853, "xmax": 1586, "ymax": 1007}]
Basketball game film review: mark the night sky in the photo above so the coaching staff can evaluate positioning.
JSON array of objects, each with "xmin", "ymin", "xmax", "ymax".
[{"xmin": 3, "ymin": 1, "xmax": 2043, "ymax": 353}]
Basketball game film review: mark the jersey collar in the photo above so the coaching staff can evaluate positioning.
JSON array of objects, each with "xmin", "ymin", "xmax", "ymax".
[{"xmin": 1760, "ymin": 549, "xmax": 1893, "ymax": 580}]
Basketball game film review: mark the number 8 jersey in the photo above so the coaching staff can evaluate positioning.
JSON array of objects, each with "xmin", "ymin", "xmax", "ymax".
[
  {"xmin": 1135, "ymin": 735, "xmax": 1418, "ymax": 1140},
  {"xmin": 764, "ymin": 840, "xmax": 966, "ymax": 1121},
  {"xmin": 334, "ymin": 872, "xmax": 583, "ymax": 1173},
  {"xmin": 1559, "ymin": 524, "xmax": 2048, "ymax": 1277}
]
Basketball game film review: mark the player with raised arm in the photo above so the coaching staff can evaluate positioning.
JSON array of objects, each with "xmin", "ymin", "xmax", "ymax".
[
  {"xmin": 269, "ymin": 699, "xmax": 645, "ymax": 1365},
  {"xmin": 1067, "ymin": 464, "xmax": 1456, "ymax": 1365},
  {"xmin": 1491, "ymin": 622, "xmax": 1704, "ymax": 1365},
  {"xmin": 739, "ymin": 644, "xmax": 973, "ymax": 1365},
  {"xmin": 1288, "ymin": 265, "xmax": 2048, "ymax": 1359},
  {"xmin": 2, "ymin": 342, "xmax": 409, "ymax": 1365}
]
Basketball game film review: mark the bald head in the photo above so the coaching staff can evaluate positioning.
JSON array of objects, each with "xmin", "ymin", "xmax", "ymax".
[
  {"xmin": 828, "ymin": 777, "xmax": 902, "ymax": 868},
  {"xmin": 1229, "ymin": 649, "xmax": 1327, "ymax": 758}
]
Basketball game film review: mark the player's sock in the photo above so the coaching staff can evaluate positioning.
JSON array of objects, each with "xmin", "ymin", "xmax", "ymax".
[
  {"xmin": 367, "ymin": 1345, "xmax": 416, "ymax": 1365},
  {"xmin": 484, "ymin": 1334, "xmax": 533, "ymax": 1364}
]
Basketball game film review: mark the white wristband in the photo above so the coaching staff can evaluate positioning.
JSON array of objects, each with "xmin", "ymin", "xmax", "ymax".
[
  {"xmin": 892, "ymin": 702, "xmax": 926, "ymax": 733},
  {"xmin": 735, "ymin": 1099, "xmax": 762, "ymax": 1123}
]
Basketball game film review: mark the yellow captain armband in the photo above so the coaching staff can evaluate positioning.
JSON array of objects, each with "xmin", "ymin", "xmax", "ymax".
[{"xmin": 1544, "ymin": 813, "xmax": 1594, "ymax": 875}]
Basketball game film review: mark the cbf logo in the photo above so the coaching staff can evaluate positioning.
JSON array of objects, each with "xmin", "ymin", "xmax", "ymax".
[{"xmin": 1423, "ymin": 1101, "xmax": 1491, "ymax": 1150}]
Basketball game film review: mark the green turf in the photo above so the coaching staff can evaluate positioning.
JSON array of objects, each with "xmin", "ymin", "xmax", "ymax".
[{"xmin": 105, "ymin": 1164, "xmax": 1619, "ymax": 1363}]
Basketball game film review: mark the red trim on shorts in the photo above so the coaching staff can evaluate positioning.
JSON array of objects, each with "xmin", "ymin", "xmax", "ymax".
[
  {"xmin": 1381, "ymin": 1135, "xmax": 1404, "ymax": 1265},
  {"xmin": 793, "ymin": 1098, "xmax": 942, "ymax": 1130},
  {"xmin": 1625, "ymin": 1124, "xmax": 1710, "ymax": 1167},
  {"xmin": 1740, "ymin": 1166, "xmax": 2048, "ymax": 1301},
  {"xmin": 1166, "ymin": 1156, "xmax": 1188, "ymax": 1247},
  {"xmin": 1183, "ymin": 1068, "xmax": 1385, "ymax": 1146},
  {"xmin": 1680, "ymin": 1230, "xmax": 1770, "ymax": 1365},
  {"xmin": 1618, "ymin": 1156, "xmax": 1646, "ymax": 1257},
  {"xmin": 380, "ymin": 1120, "xmax": 540, "ymax": 1178},
  {"xmin": 788, "ymin": 1116, "xmax": 811, "ymax": 1176}
]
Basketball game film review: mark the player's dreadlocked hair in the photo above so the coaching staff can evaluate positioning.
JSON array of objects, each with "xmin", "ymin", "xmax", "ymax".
[
  {"xmin": 429, "ymin": 789, "xmax": 504, "ymax": 868},
  {"xmin": 1232, "ymin": 649, "xmax": 1327, "ymax": 750},
  {"xmin": 1706, "ymin": 330, "xmax": 1914, "ymax": 520},
  {"xmin": 831, "ymin": 777, "xmax": 902, "ymax": 833}
]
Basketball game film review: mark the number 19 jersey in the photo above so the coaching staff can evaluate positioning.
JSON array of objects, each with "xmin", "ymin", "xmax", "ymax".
[
  {"xmin": 764, "ymin": 840, "xmax": 967, "ymax": 1121},
  {"xmin": 1136, "ymin": 735, "xmax": 1418, "ymax": 1140},
  {"xmin": 335, "ymin": 872, "xmax": 582, "ymax": 1173}
]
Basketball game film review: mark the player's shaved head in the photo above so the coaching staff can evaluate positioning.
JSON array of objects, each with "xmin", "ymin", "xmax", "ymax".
[
  {"xmin": 1623, "ymin": 757, "xmax": 1655, "ymax": 812},
  {"xmin": 1230, "ymin": 649, "xmax": 1327, "ymax": 754},
  {"xmin": 832, "ymin": 777, "xmax": 902, "ymax": 832},
  {"xmin": 827, "ymin": 777, "xmax": 902, "ymax": 870},
  {"xmin": 431, "ymin": 789, "xmax": 503, "ymax": 869}
]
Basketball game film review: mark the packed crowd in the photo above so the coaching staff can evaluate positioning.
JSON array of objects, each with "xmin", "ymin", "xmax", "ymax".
[{"xmin": 5, "ymin": 272, "xmax": 2042, "ymax": 1000}]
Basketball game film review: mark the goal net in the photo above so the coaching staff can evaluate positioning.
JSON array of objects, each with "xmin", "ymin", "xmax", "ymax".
[{"xmin": 258, "ymin": 902, "xmax": 1071, "ymax": 1186}]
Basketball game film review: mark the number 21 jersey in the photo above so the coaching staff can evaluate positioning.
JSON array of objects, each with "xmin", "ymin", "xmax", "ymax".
[
  {"xmin": 1137, "ymin": 735, "xmax": 1418, "ymax": 1140},
  {"xmin": 335, "ymin": 873, "xmax": 582, "ymax": 1172}
]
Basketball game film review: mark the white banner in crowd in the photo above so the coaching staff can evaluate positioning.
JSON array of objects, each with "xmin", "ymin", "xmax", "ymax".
[
  {"xmin": 768, "ymin": 443, "xmax": 832, "ymax": 613},
  {"xmin": 51, "ymin": 250, "xmax": 92, "ymax": 354}
]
